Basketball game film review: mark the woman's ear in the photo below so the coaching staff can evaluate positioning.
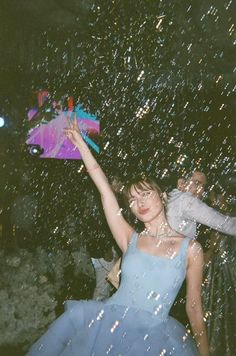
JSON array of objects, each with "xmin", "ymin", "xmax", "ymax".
[{"xmin": 177, "ymin": 178, "xmax": 186, "ymax": 191}]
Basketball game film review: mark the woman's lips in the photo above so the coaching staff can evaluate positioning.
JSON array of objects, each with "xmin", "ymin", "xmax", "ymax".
[{"xmin": 138, "ymin": 208, "xmax": 150, "ymax": 215}]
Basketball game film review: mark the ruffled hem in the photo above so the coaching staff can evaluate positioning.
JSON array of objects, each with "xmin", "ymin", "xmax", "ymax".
[{"xmin": 28, "ymin": 300, "xmax": 198, "ymax": 356}]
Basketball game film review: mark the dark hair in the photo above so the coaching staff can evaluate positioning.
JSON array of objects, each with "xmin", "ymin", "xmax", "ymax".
[{"xmin": 123, "ymin": 175, "xmax": 162, "ymax": 202}]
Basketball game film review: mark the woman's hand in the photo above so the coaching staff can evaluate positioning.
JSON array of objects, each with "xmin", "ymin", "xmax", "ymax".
[{"xmin": 64, "ymin": 113, "xmax": 83, "ymax": 147}]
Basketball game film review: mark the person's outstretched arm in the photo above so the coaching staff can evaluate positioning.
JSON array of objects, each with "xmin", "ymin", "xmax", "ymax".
[
  {"xmin": 186, "ymin": 240, "xmax": 209, "ymax": 356},
  {"xmin": 183, "ymin": 194, "xmax": 236, "ymax": 237},
  {"xmin": 64, "ymin": 116, "xmax": 133, "ymax": 252}
]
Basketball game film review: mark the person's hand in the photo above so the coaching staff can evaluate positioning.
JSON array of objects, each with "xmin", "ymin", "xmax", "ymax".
[{"xmin": 64, "ymin": 113, "xmax": 83, "ymax": 146}]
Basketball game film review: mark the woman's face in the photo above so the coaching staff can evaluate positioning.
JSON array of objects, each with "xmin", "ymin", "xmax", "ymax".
[{"xmin": 128, "ymin": 183, "xmax": 164, "ymax": 223}]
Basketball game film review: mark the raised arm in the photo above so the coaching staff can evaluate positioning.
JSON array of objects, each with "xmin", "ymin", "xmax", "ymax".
[
  {"xmin": 183, "ymin": 195, "xmax": 236, "ymax": 237},
  {"xmin": 186, "ymin": 241, "xmax": 209, "ymax": 356},
  {"xmin": 64, "ymin": 115, "xmax": 133, "ymax": 252}
]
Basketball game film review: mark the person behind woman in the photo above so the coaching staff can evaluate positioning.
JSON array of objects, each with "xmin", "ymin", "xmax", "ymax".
[{"xmin": 27, "ymin": 117, "xmax": 209, "ymax": 356}]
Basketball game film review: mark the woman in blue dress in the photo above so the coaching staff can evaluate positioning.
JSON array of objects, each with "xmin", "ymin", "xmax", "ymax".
[{"xmin": 27, "ymin": 117, "xmax": 209, "ymax": 356}]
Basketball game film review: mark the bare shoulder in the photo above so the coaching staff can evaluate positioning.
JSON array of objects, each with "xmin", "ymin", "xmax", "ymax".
[
  {"xmin": 187, "ymin": 239, "xmax": 204, "ymax": 265},
  {"xmin": 188, "ymin": 239, "xmax": 203, "ymax": 251}
]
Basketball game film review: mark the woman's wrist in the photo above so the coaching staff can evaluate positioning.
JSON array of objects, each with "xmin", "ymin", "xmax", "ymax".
[
  {"xmin": 86, "ymin": 164, "xmax": 100, "ymax": 172},
  {"xmin": 75, "ymin": 134, "xmax": 84, "ymax": 145}
]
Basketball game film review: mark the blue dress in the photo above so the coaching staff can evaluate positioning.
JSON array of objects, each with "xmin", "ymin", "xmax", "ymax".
[{"xmin": 27, "ymin": 232, "xmax": 198, "ymax": 355}]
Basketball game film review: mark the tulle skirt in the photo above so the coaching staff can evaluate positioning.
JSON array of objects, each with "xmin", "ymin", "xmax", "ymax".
[{"xmin": 27, "ymin": 300, "xmax": 198, "ymax": 356}]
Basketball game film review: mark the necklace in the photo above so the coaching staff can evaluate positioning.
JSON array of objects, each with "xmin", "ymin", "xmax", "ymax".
[{"xmin": 140, "ymin": 228, "xmax": 178, "ymax": 239}]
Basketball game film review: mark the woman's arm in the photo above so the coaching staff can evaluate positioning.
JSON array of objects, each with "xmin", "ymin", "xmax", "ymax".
[
  {"xmin": 64, "ymin": 116, "xmax": 133, "ymax": 252},
  {"xmin": 185, "ymin": 240, "xmax": 210, "ymax": 356}
]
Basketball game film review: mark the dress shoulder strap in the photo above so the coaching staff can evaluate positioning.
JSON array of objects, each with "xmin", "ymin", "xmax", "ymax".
[
  {"xmin": 179, "ymin": 237, "xmax": 191, "ymax": 259},
  {"xmin": 128, "ymin": 230, "xmax": 138, "ymax": 246}
]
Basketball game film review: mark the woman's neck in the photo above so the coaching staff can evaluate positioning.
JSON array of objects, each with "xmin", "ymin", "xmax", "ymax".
[{"xmin": 143, "ymin": 212, "xmax": 175, "ymax": 237}]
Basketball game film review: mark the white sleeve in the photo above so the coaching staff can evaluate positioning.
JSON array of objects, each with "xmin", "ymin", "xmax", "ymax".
[
  {"xmin": 183, "ymin": 195, "xmax": 236, "ymax": 237},
  {"xmin": 91, "ymin": 258, "xmax": 100, "ymax": 269}
]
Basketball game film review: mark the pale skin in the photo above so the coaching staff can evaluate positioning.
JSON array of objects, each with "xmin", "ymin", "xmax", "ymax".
[{"xmin": 64, "ymin": 116, "xmax": 209, "ymax": 356}]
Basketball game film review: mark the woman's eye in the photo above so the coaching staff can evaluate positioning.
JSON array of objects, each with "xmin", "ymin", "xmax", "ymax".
[{"xmin": 142, "ymin": 191, "xmax": 151, "ymax": 197}]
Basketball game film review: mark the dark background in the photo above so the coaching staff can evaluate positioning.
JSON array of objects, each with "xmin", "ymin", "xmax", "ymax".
[{"xmin": 0, "ymin": 0, "xmax": 235, "ymax": 248}]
